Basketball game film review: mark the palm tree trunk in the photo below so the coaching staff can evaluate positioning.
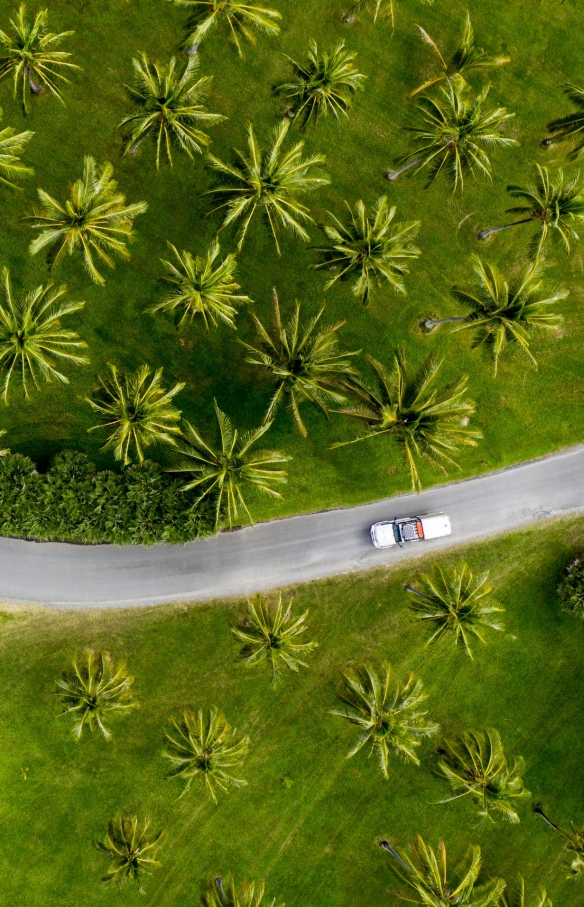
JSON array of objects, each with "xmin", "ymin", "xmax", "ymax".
[
  {"xmin": 129, "ymin": 138, "xmax": 145, "ymax": 156},
  {"xmin": 478, "ymin": 218, "xmax": 533, "ymax": 240},
  {"xmin": 423, "ymin": 317, "xmax": 466, "ymax": 330},
  {"xmin": 533, "ymin": 805, "xmax": 562, "ymax": 832},
  {"xmin": 380, "ymin": 839, "xmax": 409, "ymax": 870},
  {"xmin": 404, "ymin": 584, "xmax": 433, "ymax": 601},
  {"xmin": 540, "ymin": 138, "xmax": 553, "ymax": 148},
  {"xmin": 26, "ymin": 66, "xmax": 42, "ymax": 95},
  {"xmin": 386, "ymin": 158, "xmax": 422, "ymax": 182},
  {"xmin": 187, "ymin": 43, "xmax": 199, "ymax": 56},
  {"xmin": 214, "ymin": 877, "xmax": 227, "ymax": 903}
]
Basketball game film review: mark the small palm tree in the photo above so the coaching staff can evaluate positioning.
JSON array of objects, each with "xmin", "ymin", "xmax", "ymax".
[
  {"xmin": 437, "ymin": 729, "xmax": 530, "ymax": 824},
  {"xmin": 544, "ymin": 84, "xmax": 584, "ymax": 160},
  {"xmin": 204, "ymin": 876, "xmax": 284, "ymax": 907},
  {"xmin": 28, "ymin": 156, "xmax": 148, "ymax": 286},
  {"xmin": 502, "ymin": 877, "xmax": 551, "ymax": 907},
  {"xmin": 406, "ymin": 561, "xmax": 504, "ymax": 657},
  {"xmin": 173, "ymin": 0, "xmax": 281, "ymax": 56},
  {"xmin": 96, "ymin": 813, "xmax": 163, "ymax": 893},
  {"xmin": 87, "ymin": 364, "xmax": 184, "ymax": 466},
  {"xmin": 0, "ymin": 268, "xmax": 88, "ymax": 402},
  {"xmin": 387, "ymin": 82, "xmax": 517, "ymax": 191},
  {"xmin": 118, "ymin": 53, "xmax": 225, "ymax": 168},
  {"xmin": 331, "ymin": 662, "xmax": 438, "ymax": 778},
  {"xmin": 383, "ymin": 836, "xmax": 506, "ymax": 907},
  {"xmin": 410, "ymin": 13, "xmax": 510, "ymax": 98},
  {"xmin": 313, "ymin": 196, "xmax": 421, "ymax": 305},
  {"xmin": 0, "ymin": 109, "xmax": 33, "ymax": 189},
  {"xmin": 479, "ymin": 165, "xmax": 584, "ymax": 258},
  {"xmin": 275, "ymin": 41, "xmax": 366, "ymax": 127},
  {"xmin": 240, "ymin": 289, "xmax": 359, "ymax": 436},
  {"xmin": 343, "ymin": 0, "xmax": 395, "ymax": 28},
  {"xmin": 0, "ymin": 4, "xmax": 80, "ymax": 113},
  {"xmin": 150, "ymin": 241, "xmax": 251, "ymax": 329},
  {"xmin": 164, "ymin": 707, "xmax": 249, "ymax": 802},
  {"xmin": 333, "ymin": 350, "xmax": 481, "ymax": 492},
  {"xmin": 232, "ymin": 592, "xmax": 317, "ymax": 686},
  {"xmin": 533, "ymin": 806, "xmax": 584, "ymax": 879},
  {"xmin": 55, "ymin": 649, "xmax": 138, "ymax": 740},
  {"xmin": 171, "ymin": 400, "xmax": 289, "ymax": 528},
  {"xmin": 207, "ymin": 120, "xmax": 329, "ymax": 253}
]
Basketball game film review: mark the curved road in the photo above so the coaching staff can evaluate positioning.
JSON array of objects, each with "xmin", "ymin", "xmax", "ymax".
[{"xmin": 1, "ymin": 444, "xmax": 583, "ymax": 608}]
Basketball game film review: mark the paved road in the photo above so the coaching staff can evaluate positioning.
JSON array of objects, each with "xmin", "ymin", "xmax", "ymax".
[{"xmin": 1, "ymin": 444, "xmax": 583, "ymax": 608}]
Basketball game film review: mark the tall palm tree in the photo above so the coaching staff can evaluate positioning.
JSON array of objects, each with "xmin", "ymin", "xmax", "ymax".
[
  {"xmin": 449, "ymin": 256, "xmax": 566, "ymax": 374},
  {"xmin": 28, "ymin": 156, "xmax": 148, "ymax": 285},
  {"xmin": 171, "ymin": 400, "xmax": 289, "ymax": 528},
  {"xmin": 87, "ymin": 364, "xmax": 184, "ymax": 466},
  {"xmin": 164, "ymin": 707, "xmax": 249, "ymax": 802},
  {"xmin": 478, "ymin": 165, "xmax": 584, "ymax": 258},
  {"xmin": 331, "ymin": 662, "xmax": 438, "ymax": 778},
  {"xmin": 232, "ymin": 592, "xmax": 317, "ymax": 686},
  {"xmin": 150, "ymin": 240, "xmax": 251, "ymax": 329},
  {"xmin": 343, "ymin": 0, "xmax": 395, "ymax": 28},
  {"xmin": 333, "ymin": 350, "xmax": 481, "ymax": 492},
  {"xmin": 118, "ymin": 53, "xmax": 225, "ymax": 168},
  {"xmin": 55, "ymin": 649, "xmax": 138, "ymax": 740},
  {"xmin": 0, "ymin": 268, "xmax": 88, "ymax": 402},
  {"xmin": 0, "ymin": 4, "xmax": 80, "ymax": 113},
  {"xmin": 240, "ymin": 289, "xmax": 359, "ymax": 436},
  {"xmin": 275, "ymin": 40, "xmax": 366, "ymax": 127},
  {"xmin": 383, "ymin": 835, "xmax": 506, "ymax": 907},
  {"xmin": 544, "ymin": 84, "xmax": 584, "ymax": 160},
  {"xmin": 502, "ymin": 877, "xmax": 551, "ymax": 907},
  {"xmin": 387, "ymin": 82, "xmax": 517, "ymax": 191},
  {"xmin": 172, "ymin": 0, "xmax": 281, "ymax": 56},
  {"xmin": 0, "ymin": 110, "xmax": 33, "ymax": 189},
  {"xmin": 410, "ymin": 13, "xmax": 510, "ymax": 98},
  {"xmin": 437, "ymin": 729, "xmax": 530, "ymax": 824},
  {"xmin": 204, "ymin": 876, "xmax": 284, "ymax": 907},
  {"xmin": 533, "ymin": 806, "xmax": 584, "ymax": 879},
  {"xmin": 312, "ymin": 196, "xmax": 421, "ymax": 305},
  {"xmin": 207, "ymin": 120, "xmax": 329, "ymax": 253},
  {"xmin": 406, "ymin": 561, "xmax": 504, "ymax": 657},
  {"xmin": 96, "ymin": 813, "xmax": 163, "ymax": 892}
]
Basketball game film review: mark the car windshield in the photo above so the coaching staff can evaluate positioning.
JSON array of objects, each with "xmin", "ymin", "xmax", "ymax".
[{"xmin": 393, "ymin": 524, "xmax": 401, "ymax": 543}]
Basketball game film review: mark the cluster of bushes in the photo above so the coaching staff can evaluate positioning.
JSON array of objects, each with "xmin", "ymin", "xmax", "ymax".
[
  {"xmin": 0, "ymin": 451, "xmax": 214, "ymax": 545},
  {"xmin": 558, "ymin": 556, "xmax": 584, "ymax": 619}
]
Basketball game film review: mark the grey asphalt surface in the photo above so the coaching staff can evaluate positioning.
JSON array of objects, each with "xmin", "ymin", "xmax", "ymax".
[{"xmin": 1, "ymin": 444, "xmax": 583, "ymax": 608}]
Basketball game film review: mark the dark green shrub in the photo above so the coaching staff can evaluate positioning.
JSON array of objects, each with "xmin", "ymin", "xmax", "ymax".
[{"xmin": 558, "ymin": 556, "xmax": 584, "ymax": 619}]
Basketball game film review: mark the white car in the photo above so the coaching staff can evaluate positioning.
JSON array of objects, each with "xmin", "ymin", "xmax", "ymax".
[{"xmin": 370, "ymin": 513, "xmax": 451, "ymax": 548}]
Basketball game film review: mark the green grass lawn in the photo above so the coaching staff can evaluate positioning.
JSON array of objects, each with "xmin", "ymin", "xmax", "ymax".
[
  {"xmin": 0, "ymin": 0, "xmax": 583, "ymax": 520},
  {"xmin": 2, "ymin": 517, "xmax": 584, "ymax": 906}
]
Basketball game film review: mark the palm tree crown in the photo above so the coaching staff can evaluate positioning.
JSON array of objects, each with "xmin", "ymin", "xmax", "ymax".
[
  {"xmin": 96, "ymin": 813, "xmax": 163, "ymax": 893},
  {"xmin": 0, "ymin": 268, "xmax": 88, "ymax": 402},
  {"xmin": 533, "ymin": 806, "xmax": 584, "ymax": 880},
  {"xmin": 207, "ymin": 120, "xmax": 329, "ymax": 253},
  {"xmin": 173, "ymin": 0, "xmax": 281, "ymax": 56},
  {"xmin": 437, "ymin": 728, "xmax": 530, "ymax": 824},
  {"xmin": 331, "ymin": 662, "xmax": 438, "ymax": 778},
  {"xmin": 0, "ymin": 108, "xmax": 33, "ymax": 189},
  {"xmin": 87, "ymin": 364, "xmax": 184, "ymax": 466},
  {"xmin": 240, "ymin": 289, "xmax": 359, "ymax": 436},
  {"xmin": 151, "ymin": 240, "xmax": 251, "ymax": 329},
  {"xmin": 502, "ymin": 877, "xmax": 551, "ymax": 907},
  {"xmin": 504, "ymin": 165, "xmax": 584, "ymax": 258},
  {"xmin": 55, "ymin": 649, "xmax": 138, "ymax": 740},
  {"xmin": 0, "ymin": 4, "xmax": 80, "ymax": 112},
  {"xmin": 171, "ymin": 400, "xmax": 289, "ymax": 528},
  {"xmin": 345, "ymin": 0, "xmax": 395, "ymax": 27},
  {"xmin": 546, "ymin": 84, "xmax": 584, "ymax": 160},
  {"xmin": 28, "ymin": 156, "xmax": 148, "ymax": 285},
  {"xmin": 451, "ymin": 256, "xmax": 566, "ymax": 374},
  {"xmin": 232, "ymin": 592, "xmax": 318, "ymax": 686},
  {"xmin": 118, "ymin": 53, "xmax": 225, "ymax": 168},
  {"xmin": 406, "ymin": 561, "xmax": 504, "ymax": 657},
  {"xmin": 275, "ymin": 40, "xmax": 366, "ymax": 127},
  {"xmin": 313, "ymin": 196, "xmax": 421, "ymax": 305},
  {"xmin": 164, "ymin": 707, "xmax": 249, "ymax": 802},
  {"xmin": 333, "ymin": 350, "xmax": 481, "ymax": 491},
  {"xmin": 204, "ymin": 876, "xmax": 284, "ymax": 907}
]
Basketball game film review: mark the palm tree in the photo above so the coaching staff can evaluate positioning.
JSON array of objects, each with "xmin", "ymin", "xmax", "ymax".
[
  {"xmin": 383, "ymin": 835, "xmax": 506, "ymax": 907},
  {"xmin": 436, "ymin": 729, "xmax": 530, "ymax": 824},
  {"xmin": 343, "ymin": 0, "xmax": 395, "ymax": 28},
  {"xmin": 410, "ymin": 13, "xmax": 510, "ymax": 98},
  {"xmin": 171, "ymin": 400, "xmax": 289, "ymax": 528},
  {"xmin": 275, "ymin": 41, "xmax": 366, "ymax": 127},
  {"xmin": 544, "ymin": 84, "xmax": 584, "ymax": 160},
  {"xmin": 231, "ymin": 592, "xmax": 318, "ymax": 686},
  {"xmin": 204, "ymin": 876, "xmax": 284, "ymax": 907},
  {"xmin": 86, "ymin": 364, "xmax": 184, "ymax": 466},
  {"xmin": 173, "ymin": 0, "xmax": 281, "ymax": 56},
  {"xmin": 164, "ymin": 707, "xmax": 249, "ymax": 802},
  {"xmin": 27, "ymin": 156, "xmax": 148, "ymax": 286},
  {"xmin": 0, "ymin": 110, "xmax": 33, "ymax": 189},
  {"xmin": 331, "ymin": 662, "xmax": 438, "ymax": 778},
  {"xmin": 240, "ymin": 289, "xmax": 359, "ymax": 436},
  {"xmin": 312, "ymin": 196, "xmax": 421, "ymax": 305},
  {"xmin": 96, "ymin": 813, "xmax": 163, "ymax": 892},
  {"xmin": 448, "ymin": 256, "xmax": 566, "ymax": 374},
  {"xmin": 406, "ymin": 561, "xmax": 504, "ymax": 657},
  {"xmin": 55, "ymin": 649, "xmax": 138, "ymax": 740},
  {"xmin": 502, "ymin": 877, "xmax": 551, "ymax": 907},
  {"xmin": 333, "ymin": 350, "xmax": 481, "ymax": 492},
  {"xmin": 0, "ymin": 4, "xmax": 80, "ymax": 113},
  {"xmin": 150, "ymin": 241, "xmax": 251, "ymax": 329},
  {"xmin": 207, "ymin": 120, "xmax": 329, "ymax": 253},
  {"xmin": 478, "ymin": 165, "xmax": 584, "ymax": 258},
  {"xmin": 118, "ymin": 53, "xmax": 225, "ymax": 168},
  {"xmin": 0, "ymin": 268, "xmax": 88, "ymax": 402},
  {"xmin": 387, "ymin": 82, "xmax": 517, "ymax": 191},
  {"xmin": 533, "ymin": 806, "xmax": 584, "ymax": 879}
]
